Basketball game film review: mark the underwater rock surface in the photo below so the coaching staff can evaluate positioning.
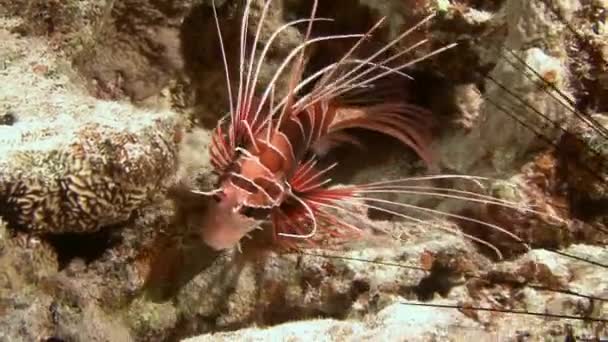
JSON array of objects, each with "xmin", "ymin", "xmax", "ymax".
[
  {"xmin": 0, "ymin": 18, "xmax": 180, "ymax": 233},
  {"xmin": 0, "ymin": 0, "xmax": 607, "ymax": 341}
]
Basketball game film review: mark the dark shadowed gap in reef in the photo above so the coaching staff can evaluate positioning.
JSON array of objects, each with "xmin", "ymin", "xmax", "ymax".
[
  {"xmin": 42, "ymin": 338, "xmax": 65, "ymax": 342},
  {"xmin": 179, "ymin": 0, "xmax": 243, "ymax": 128},
  {"xmin": 44, "ymin": 226, "xmax": 123, "ymax": 270}
]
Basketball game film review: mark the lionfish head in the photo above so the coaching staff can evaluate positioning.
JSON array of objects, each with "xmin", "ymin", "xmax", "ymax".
[{"xmin": 199, "ymin": 182, "xmax": 270, "ymax": 250}]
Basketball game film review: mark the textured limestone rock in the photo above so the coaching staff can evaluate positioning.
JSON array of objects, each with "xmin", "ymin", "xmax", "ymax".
[
  {"xmin": 166, "ymin": 218, "xmax": 488, "ymax": 340},
  {"xmin": 1, "ymin": 0, "xmax": 607, "ymax": 341},
  {"xmin": 0, "ymin": 17, "xmax": 180, "ymax": 234},
  {"xmin": 72, "ymin": 0, "xmax": 194, "ymax": 101},
  {"xmin": 436, "ymin": 0, "xmax": 578, "ymax": 175},
  {"xmin": 182, "ymin": 302, "xmax": 478, "ymax": 342},
  {"xmin": 181, "ymin": 244, "xmax": 608, "ymax": 341}
]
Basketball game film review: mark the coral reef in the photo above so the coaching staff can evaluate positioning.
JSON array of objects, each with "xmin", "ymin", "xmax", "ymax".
[
  {"xmin": 183, "ymin": 244, "xmax": 608, "ymax": 341},
  {"xmin": 0, "ymin": 18, "xmax": 180, "ymax": 233},
  {"xmin": 0, "ymin": 0, "xmax": 606, "ymax": 341}
]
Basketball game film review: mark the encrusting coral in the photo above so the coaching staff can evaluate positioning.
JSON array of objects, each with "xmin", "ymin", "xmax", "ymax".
[{"xmin": 0, "ymin": 17, "xmax": 181, "ymax": 234}]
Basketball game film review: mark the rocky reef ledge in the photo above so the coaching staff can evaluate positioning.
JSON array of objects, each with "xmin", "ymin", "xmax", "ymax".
[{"xmin": 1, "ymin": 0, "xmax": 607, "ymax": 340}]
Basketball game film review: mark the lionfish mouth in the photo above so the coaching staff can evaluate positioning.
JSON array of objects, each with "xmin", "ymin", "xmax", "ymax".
[{"xmin": 200, "ymin": 208, "xmax": 261, "ymax": 250}]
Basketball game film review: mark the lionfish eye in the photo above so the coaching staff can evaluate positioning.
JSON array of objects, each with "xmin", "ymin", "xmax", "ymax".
[
  {"xmin": 212, "ymin": 191, "xmax": 225, "ymax": 202},
  {"xmin": 238, "ymin": 205, "xmax": 271, "ymax": 220}
]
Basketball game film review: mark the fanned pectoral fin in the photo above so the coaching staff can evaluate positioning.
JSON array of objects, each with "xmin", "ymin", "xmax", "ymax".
[{"xmin": 324, "ymin": 103, "xmax": 436, "ymax": 167}]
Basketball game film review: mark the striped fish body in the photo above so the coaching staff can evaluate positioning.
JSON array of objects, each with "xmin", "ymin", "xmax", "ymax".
[{"xmin": 203, "ymin": 94, "xmax": 433, "ymax": 250}]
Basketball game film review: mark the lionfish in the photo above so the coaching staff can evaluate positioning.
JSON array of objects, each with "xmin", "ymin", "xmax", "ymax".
[
  {"xmin": 186, "ymin": 0, "xmax": 540, "ymax": 257},
  {"xmin": 171, "ymin": 0, "xmax": 608, "ymax": 336}
]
